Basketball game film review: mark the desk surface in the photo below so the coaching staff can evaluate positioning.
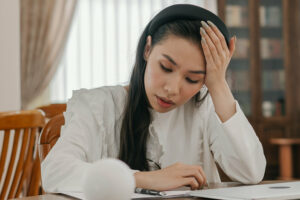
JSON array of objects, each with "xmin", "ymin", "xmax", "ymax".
[{"xmin": 11, "ymin": 181, "xmax": 284, "ymax": 200}]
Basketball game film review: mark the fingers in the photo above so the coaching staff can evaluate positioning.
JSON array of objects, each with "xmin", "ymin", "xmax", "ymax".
[
  {"xmin": 166, "ymin": 162, "xmax": 207, "ymax": 190},
  {"xmin": 183, "ymin": 177, "xmax": 199, "ymax": 190},
  {"xmin": 182, "ymin": 169, "xmax": 205, "ymax": 189},
  {"xmin": 200, "ymin": 27, "xmax": 219, "ymax": 64},
  {"xmin": 229, "ymin": 36, "xmax": 236, "ymax": 57},
  {"xmin": 201, "ymin": 36, "xmax": 215, "ymax": 67},
  {"xmin": 174, "ymin": 163, "xmax": 207, "ymax": 190},
  {"xmin": 200, "ymin": 21, "xmax": 236, "ymax": 66},
  {"xmin": 195, "ymin": 166, "xmax": 207, "ymax": 186},
  {"xmin": 207, "ymin": 20, "xmax": 229, "ymax": 55},
  {"xmin": 201, "ymin": 21, "xmax": 227, "ymax": 58}
]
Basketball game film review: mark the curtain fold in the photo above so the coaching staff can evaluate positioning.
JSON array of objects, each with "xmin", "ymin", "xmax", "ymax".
[{"xmin": 21, "ymin": 0, "xmax": 77, "ymax": 108}]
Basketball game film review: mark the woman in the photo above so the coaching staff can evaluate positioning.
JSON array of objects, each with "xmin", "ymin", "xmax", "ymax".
[{"xmin": 41, "ymin": 4, "xmax": 266, "ymax": 192}]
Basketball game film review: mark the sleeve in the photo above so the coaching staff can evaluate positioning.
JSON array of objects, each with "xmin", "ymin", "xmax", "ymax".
[
  {"xmin": 41, "ymin": 90, "xmax": 101, "ymax": 193},
  {"xmin": 206, "ymin": 99, "xmax": 266, "ymax": 184}
]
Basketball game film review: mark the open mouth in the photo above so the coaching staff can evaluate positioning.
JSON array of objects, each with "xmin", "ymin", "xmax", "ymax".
[{"xmin": 156, "ymin": 96, "xmax": 175, "ymax": 108}]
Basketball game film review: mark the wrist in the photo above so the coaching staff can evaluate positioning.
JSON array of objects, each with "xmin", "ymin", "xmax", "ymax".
[
  {"xmin": 207, "ymin": 79, "xmax": 228, "ymax": 94},
  {"xmin": 207, "ymin": 79, "xmax": 236, "ymax": 122},
  {"xmin": 134, "ymin": 171, "xmax": 153, "ymax": 189}
]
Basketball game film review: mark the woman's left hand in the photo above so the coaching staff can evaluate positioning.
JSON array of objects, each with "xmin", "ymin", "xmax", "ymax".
[{"xmin": 199, "ymin": 21, "xmax": 236, "ymax": 90}]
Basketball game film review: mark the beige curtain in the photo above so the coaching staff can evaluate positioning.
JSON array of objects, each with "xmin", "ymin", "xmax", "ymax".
[{"xmin": 21, "ymin": 0, "xmax": 77, "ymax": 108}]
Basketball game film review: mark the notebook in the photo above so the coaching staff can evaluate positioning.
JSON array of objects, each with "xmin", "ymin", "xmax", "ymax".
[{"xmin": 190, "ymin": 181, "xmax": 300, "ymax": 200}]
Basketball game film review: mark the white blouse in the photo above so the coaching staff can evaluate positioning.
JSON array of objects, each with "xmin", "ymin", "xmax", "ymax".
[{"xmin": 41, "ymin": 85, "xmax": 266, "ymax": 193}]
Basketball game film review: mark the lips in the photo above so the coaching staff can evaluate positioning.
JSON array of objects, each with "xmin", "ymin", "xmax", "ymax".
[
  {"xmin": 156, "ymin": 95, "xmax": 175, "ymax": 108},
  {"xmin": 158, "ymin": 96, "xmax": 174, "ymax": 104}
]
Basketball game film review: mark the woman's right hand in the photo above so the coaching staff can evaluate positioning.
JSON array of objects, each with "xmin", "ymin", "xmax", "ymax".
[{"xmin": 134, "ymin": 162, "xmax": 207, "ymax": 191}]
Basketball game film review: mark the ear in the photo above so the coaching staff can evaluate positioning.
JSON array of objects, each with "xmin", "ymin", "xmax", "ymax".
[{"xmin": 144, "ymin": 36, "xmax": 152, "ymax": 61}]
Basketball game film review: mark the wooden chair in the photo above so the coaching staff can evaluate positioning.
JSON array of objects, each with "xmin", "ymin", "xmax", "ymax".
[
  {"xmin": 0, "ymin": 110, "xmax": 45, "ymax": 200},
  {"xmin": 38, "ymin": 113, "xmax": 65, "ymax": 163},
  {"xmin": 34, "ymin": 104, "xmax": 66, "ymax": 194},
  {"xmin": 37, "ymin": 104, "xmax": 66, "ymax": 119}
]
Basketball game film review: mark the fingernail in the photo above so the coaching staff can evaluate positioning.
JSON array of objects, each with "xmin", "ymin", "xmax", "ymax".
[
  {"xmin": 207, "ymin": 20, "xmax": 215, "ymax": 27},
  {"xmin": 200, "ymin": 27, "xmax": 206, "ymax": 35},
  {"xmin": 201, "ymin": 37, "xmax": 206, "ymax": 44},
  {"xmin": 205, "ymin": 181, "xmax": 209, "ymax": 187},
  {"xmin": 201, "ymin": 21, "xmax": 209, "ymax": 29}
]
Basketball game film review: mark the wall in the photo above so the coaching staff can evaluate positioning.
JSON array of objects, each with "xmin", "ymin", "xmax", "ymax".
[{"xmin": 0, "ymin": 0, "xmax": 20, "ymax": 111}]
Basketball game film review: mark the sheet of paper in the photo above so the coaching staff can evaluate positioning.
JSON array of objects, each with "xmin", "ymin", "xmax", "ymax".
[
  {"xmin": 61, "ymin": 190, "xmax": 191, "ymax": 199},
  {"xmin": 190, "ymin": 181, "xmax": 300, "ymax": 200}
]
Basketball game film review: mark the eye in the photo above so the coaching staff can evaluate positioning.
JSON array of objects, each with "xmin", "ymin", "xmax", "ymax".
[
  {"xmin": 160, "ymin": 63, "xmax": 172, "ymax": 72},
  {"xmin": 186, "ymin": 77, "xmax": 200, "ymax": 84}
]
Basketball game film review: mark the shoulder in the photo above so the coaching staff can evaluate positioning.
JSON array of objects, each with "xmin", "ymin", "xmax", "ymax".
[
  {"xmin": 66, "ymin": 85, "xmax": 127, "ymax": 123},
  {"xmin": 70, "ymin": 85, "xmax": 126, "ymax": 103}
]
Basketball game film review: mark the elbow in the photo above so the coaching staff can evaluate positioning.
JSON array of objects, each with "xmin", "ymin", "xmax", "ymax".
[
  {"xmin": 242, "ymin": 155, "xmax": 267, "ymax": 184},
  {"xmin": 240, "ymin": 142, "xmax": 267, "ymax": 184},
  {"xmin": 243, "ymin": 170, "xmax": 265, "ymax": 184}
]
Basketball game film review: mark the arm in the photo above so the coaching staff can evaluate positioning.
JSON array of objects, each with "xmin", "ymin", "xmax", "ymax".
[
  {"xmin": 209, "ymin": 80, "xmax": 236, "ymax": 122},
  {"xmin": 206, "ymin": 98, "xmax": 266, "ymax": 184},
  {"xmin": 200, "ymin": 21, "xmax": 266, "ymax": 183},
  {"xmin": 41, "ymin": 90, "xmax": 100, "ymax": 193},
  {"xmin": 200, "ymin": 20, "xmax": 236, "ymax": 122}
]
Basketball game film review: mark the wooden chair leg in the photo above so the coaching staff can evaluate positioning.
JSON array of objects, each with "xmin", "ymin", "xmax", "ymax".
[{"xmin": 279, "ymin": 144, "xmax": 293, "ymax": 180}]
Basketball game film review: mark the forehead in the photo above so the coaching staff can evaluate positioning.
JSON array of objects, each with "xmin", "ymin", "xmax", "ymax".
[{"xmin": 152, "ymin": 35, "xmax": 205, "ymax": 70}]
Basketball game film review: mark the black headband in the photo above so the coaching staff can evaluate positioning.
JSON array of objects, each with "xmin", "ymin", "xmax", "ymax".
[{"xmin": 147, "ymin": 4, "xmax": 230, "ymax": 46}]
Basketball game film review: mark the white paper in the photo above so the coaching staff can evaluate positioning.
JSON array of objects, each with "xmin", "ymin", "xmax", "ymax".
[
  {"xmin": 190, "ymin": 181, "xmax": 300, "ymax": 200},
  {"xmin": 61, "ymin": 190, "xmax": 191, "ymax": 199},
  {"xmin": 61, "ymin": 182, "xmax": 300, "ymax": 200}
]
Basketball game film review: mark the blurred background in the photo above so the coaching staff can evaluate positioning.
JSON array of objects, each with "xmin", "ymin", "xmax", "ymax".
[{"xmin": 0, "ymin": 0, "xmax": 300, "ymax": 192}]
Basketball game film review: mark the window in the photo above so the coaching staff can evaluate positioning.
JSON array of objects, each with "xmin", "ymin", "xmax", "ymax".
[{"xmin": 50, "ymin": 0, "xmax": 215, "ymax": 102}]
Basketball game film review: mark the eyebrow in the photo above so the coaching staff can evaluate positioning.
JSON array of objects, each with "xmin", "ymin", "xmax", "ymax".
[{"xmin": 162, "ymin": 54, "xmax": 206, "ymax": 74}]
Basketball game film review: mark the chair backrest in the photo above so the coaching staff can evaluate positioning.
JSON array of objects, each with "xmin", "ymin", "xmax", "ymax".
[
  {"xmin": 38, "ymin": 114, "xmax": 65, "ymax": 163},
  {"xmin": 37, "ymin": 104, "xmax": 66, "ymax": 119},
  {"xmin": 33, "ymin": 104, "xmax": 66, "ymax": 195},
  {"xmin": 0, "ymin": 110, "xmax": 45, "ymax": 200}
]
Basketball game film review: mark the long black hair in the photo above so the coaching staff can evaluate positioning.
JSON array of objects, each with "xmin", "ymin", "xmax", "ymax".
[{"xmin": 118, "ymin": 19, "xmax": 208, "ymax": 171}]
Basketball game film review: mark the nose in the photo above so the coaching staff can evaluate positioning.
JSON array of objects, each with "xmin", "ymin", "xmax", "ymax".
[{"xmin": 163, "ymin": 76, "xmax": 181, "ymax": 97}]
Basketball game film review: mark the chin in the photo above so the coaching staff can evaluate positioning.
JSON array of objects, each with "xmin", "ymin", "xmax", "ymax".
[
  {"xmin": 152, "ymin": 104, "xmax": 175, "ymax": 113},
  {"xmin": 155, "ymin": 108, "xmax": 170, "ymax": 113}
]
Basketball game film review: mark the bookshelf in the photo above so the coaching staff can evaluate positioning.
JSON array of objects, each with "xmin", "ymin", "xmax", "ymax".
[
  {"xmin": 222, "ymin": 0, "xmax": 252, "ymax": 116},
  {"xmin": 260, "ymin": 0, "xmax": 285, "ymax": 117},
  {"xmin": 217, "ymin": 0, "xmax": 300, "ymax": 180}
]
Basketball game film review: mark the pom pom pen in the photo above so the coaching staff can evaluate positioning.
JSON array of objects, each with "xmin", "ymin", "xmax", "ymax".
[{"xmin": 135, "ymin": 188, "xmax": 167, "ymax": 196}]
